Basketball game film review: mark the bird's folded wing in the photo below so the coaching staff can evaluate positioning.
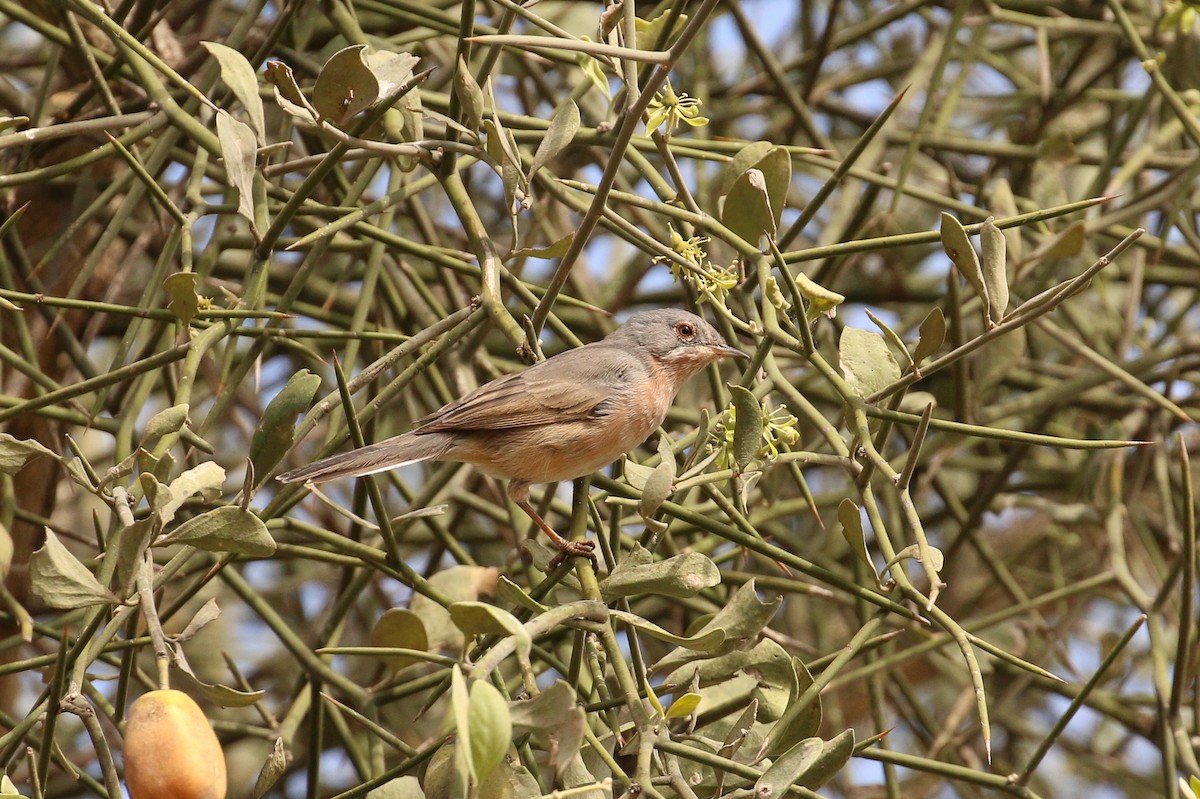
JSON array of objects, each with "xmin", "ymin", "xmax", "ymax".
[{"xmin": 415, "ymin": 346, "xmax": 626, "ymax": 433}]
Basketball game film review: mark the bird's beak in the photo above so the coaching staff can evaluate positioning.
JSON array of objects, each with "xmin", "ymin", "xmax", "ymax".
[{"xmin": 712, "ymin": 343, "xmax": 751, "ymax": 361}]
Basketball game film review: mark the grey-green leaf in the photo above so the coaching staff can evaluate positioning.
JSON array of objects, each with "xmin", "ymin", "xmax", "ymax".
[
  {"xmin": 798, "ymin": 729, "xmax": 855, "ymax": 789},
  {"xmin": 313, "ymin": 45, "xmax": 379, "ymax": 126},
  {"xmin": 0, "ymin": 434, "xmax": 55, "ymax": 475},
  {"xmin": 250, "ymin": 369, "xmax": 321, "ymax": 482},
  {"xmin": 454, "ymin": 56, "xmax": 485, "ymax": 133},
  {"xmin": 202, "ymin": 42, "xmax": 265, "ymax": 142},
  {"xmin": 265, "ymin": 60, "xmax": 314, "ymax": 121},
  {"xmin": 506, "ymin": 234, "xmax": 573, "ymax": 262},
  {"xmin": 599, "ymin": 547, "xmax": 720, "ymax": 601},
  {"xmin": 981, "ymin": 216, "xmax": 1008, "ymax": 323},
  {"xmin": 529, "ymin": 100, "xmax": 580, "ymax": 179},
  {"xmin": 30, "ymin": 529, "xmax": 118, "ymax": 609},
  {"xmin": 913, "ymin": 307, "xmax": 946, "ymax": 367},
  {"xmin": 369, "ymin": 608, "xmax": 429, "ymax": 671},
  {"xmin": 161, "ymin": 505, "xmax": 276, "ymax": 556},
  {"xmin": 252, "ymin": 738, "xmax": 287, "ymax": 799},
  {"xmin": 448, "ymin": 602, "xmax": 531, "ymax": 660},
  {"xmin": 163, "ymin": 272, "xmax": 200, "ymax": 326},
  {"xmin": 173, "ymin": 666, "xmax": 266, "ymax": 708},
  {"xmin": 865, "ymin": 309, "xmax": 914, "ymax": 371},
  {"xmin": 141, "ymin": 404, "xmax": 190, "ymax": 446},
  {"xmin": 838, "ymin": 499, "xmax": 875, "ymax": 574},
  {"xmin": 508, "ymin": 680, "xmax": 585, "ymax": 776},
  {"xmin": 729, "ymin": 384, "xmax": 763, "ymax": 470},
  {"xmin": 839, "ymin": 327, "xmax": 902, "ymax": 398},
  {"xmin": 366, "ymin": 776, "xmax": 424, "ymax": 799},
  {"xmin": 756, "ymin": 737, "xmax": 824, "ymax": 798},
  {"xmin": 468, "ymin": 680, "xmax": 512, "ymax": 785},
  {"xmin": 215, "ymin": 110, "xmax": 258, "ymax": 234},
  {"xmin": 939, "ymin": 212, "xmax": 988, "ymax": 308},
  {"xmin": 640, "ymin": 437, "xmax": 677, "ymax": 521}
]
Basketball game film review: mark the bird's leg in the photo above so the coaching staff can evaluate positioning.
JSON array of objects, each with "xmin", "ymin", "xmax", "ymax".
[{"xmin": 508, "ymin": 482, "xmax": 595, "ymax": 568}]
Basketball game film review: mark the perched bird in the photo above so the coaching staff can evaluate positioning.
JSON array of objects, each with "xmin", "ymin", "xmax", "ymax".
[{"xmin": 278, "ymin": 309, "xmax": 748, "ymax": 564}]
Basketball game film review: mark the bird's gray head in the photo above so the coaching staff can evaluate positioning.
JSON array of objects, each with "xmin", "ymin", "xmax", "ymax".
[{"xmin": 606, "ymin": 309, "xmax": 747, "ymax": 378}]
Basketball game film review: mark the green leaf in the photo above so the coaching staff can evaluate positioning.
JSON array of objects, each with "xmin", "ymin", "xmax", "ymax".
[
  {"xmin": 150, "ymin": 461, "xmax": 225, "ymax": 526},
  {"xmin": 313, "ymin": 45, "xmax": 379, "ymax": 126},
  {"xmin": 839, "ymin": 327, "xmax": 901, "ymax": 398},
  {"xmin": 30, "ymin": 529, "xmax": 118, "ymax": 610},
  {"xmin": 837, "ymin": 499, "xmax": 875, "ymax": 575},
  {"xmin": 363, "ymin": 49, "xmax": 419, "ymax": 99},
  {"xmin": 252, "ymin": 738, "xmax": 287, "ymax": 799},
  {"xmin": 719, "ymin": 144, "xmax": 790, "ymax": 247},
  {"xmin": 448, "ymin": 601, "xmax": 531, "ymax": 659},
  {"xmin": 495, "ymin": 576, "xmax": 547, "ymax": 614},
  {"xmin": 250, "ymin": 369, "xmax": 321, "ymax": 481},
  {"xmin": 265, "ymin": 60, "xmax": 315, "ymax": 121},
  {"xmin": 975, "ymin": 325, "xmax": 1026, "ymax": 393},
  {"xmin": 161, "ymin": 505, "xmax": 276, "ymax": 556},
  {"xmin": 477, "ymin": 759, "xmax": 539, "ymax": 799},
  {"xmin": 508, "ymin": 681, "xmax": 585, "ymax": 777},
  {"xmin": 610, "ymin": 609, "xmax": 726, "ymax": 651},
  {"xmin": 1043, "ymin": 220, "xmax": 1086, "ymax": 259},
  {"xmin": 173, "ymin": 666, "xmax": 266, "ymax": 707},
  {"xmin": 0, "ymin": 522, "xmax": 12, "ymax": 582},
  {"xmin": 114, "ymin": 519, "xmax": 154, "ymax": 594},
  {"xmin": 599, "ymin": 546, "xmax": 720, "ymax": 601},
  {"xmin": 577, "ymin": 48, "xmax": 611, "ymax": 99},
  {"xmin": 202, "ymin": 42, "xmax": 265, "ymax": 142},
  {"xmin": 913, "ymin": 307, "xmax": 946, "ymax": 367},
  {"xmin": 369, "ymin": 608, "xmax": 429, "ymax": 671},
  {"xmin": 718, "ymin": 141, "xmax": 775, "ymax": 196},
  {"xmin": 939, "ymin": 212, "xmax": 988, "ymax": 308},
  {"xmin": 505, "ymin": 233, "xmax": 573, "ymax": 262},
  {"xmin": 728, "ymin": 384, "xmax": 763, "ymax": 470},
  {"xmin": 215, "ymin": 110, "xmax": 259, "ymax": 235},
  {"xmin": 410, "ymin": 566, "xmax": 501, "ymax": 654},
  {"xmin": 453, "ymin": 56, "xmax": 485, "ymax": 133},
  {"xmin": 756, "ymin": 737, "xmax": 823, "ymax": 798},
  {"xmin": 884, "ymin": 543, "xmax": 944, "ymax": 572},
  {"xmin": 163, "ymin": 272, "xmax": 200, "ymax": 326},
  {"xmin": 0, "ymin": 434, "xmax": 55, "ymax": 475},
  {"xmin": 865, "ymin": 309, "xmax": 914, "ymax": 372},
  {"xmin": 665, "ymin": 692, "xmax": 702, "ymax": 719},
  {"xmin": 423, "ymin": 744, "xmax": 467, "ymax": 799},
  {"xmin": 651, "ymin": 580, "xmax": 781, "ymax": 673},
  {"xmin": 449, "ymin": 667, "xmax": 475, "ymax": 783},
  {"xmin": 0, "ymin": 116, "xmax": 28, "ymax": 134},
  {"xmin": 799, "ymin": 729, "xmax": 854, "ymax": 789},
  {"xmin": 639, "ymin": 436, "xmax": 676, "ymax": 522},
  {"xmin": 661, "ymin": 637, "xmax": 792, "ymax": 692},
  {"xmin": 468, "ymin": 680, "xmax": 512, "ymax": 784},
  {"xmin": 990, "ymin": 178, "xmax": 1023, "ymax": 264},
  {"xmin": 635, "ymin": 10, "xmax": 688, "ymax": 50},
  {"xmin": 981, "ymin": 216, "xmax": 1009, "ymax": 323},
  {"xmin": 141, "ymin": 404, "xmax": 190, "ymax": 446},
  {"xmin": 528, "ymin": 100, "xmax": 580, "ymax": 179}
]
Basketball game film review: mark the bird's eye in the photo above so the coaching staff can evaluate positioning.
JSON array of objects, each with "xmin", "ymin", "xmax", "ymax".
[{"xmin": 675, "ymin": 321, "xmax": 697, "ymax": 341}]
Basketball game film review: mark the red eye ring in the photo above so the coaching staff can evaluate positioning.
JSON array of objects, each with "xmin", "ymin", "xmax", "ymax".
[{"xmin": 676, "ymin": 322, "xmax": 696, "ymax": 340}]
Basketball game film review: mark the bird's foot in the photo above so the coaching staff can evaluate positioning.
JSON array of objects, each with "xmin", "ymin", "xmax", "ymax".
[{"xmin": 548, "ymin": 539, "xmax": 596, "ymax": 570}]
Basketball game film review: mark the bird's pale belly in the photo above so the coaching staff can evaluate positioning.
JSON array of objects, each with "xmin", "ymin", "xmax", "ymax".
[{"xmin": 448, "ymin": 393, "xmax": 670, "ymax": 485}]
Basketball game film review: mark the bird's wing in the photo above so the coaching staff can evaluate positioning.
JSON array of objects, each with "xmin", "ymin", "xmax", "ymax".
[{"xmin": 415, "ymin": 344, "xmax": 632, "ymax": 433}]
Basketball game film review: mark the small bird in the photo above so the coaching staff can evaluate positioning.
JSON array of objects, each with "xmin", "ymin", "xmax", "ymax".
[{"xmin": 278, "ymin": 309, "xmax": 748, "ymax": 564}]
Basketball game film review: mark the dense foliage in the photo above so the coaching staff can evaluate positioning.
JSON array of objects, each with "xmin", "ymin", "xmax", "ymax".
[{"xmin": 0, "ymin": 1, "xmax": 1198, "ymax": 798}]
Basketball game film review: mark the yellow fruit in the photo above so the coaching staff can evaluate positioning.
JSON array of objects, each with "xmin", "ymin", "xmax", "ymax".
[{"xmin": 124, "ymin": 689, "xmax": 227, "ymax": 799}]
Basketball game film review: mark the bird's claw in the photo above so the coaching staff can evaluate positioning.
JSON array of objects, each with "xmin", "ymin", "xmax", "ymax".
[{"xmin": 548, "ymin": 539, "xmax": 596, "ymax": 570}]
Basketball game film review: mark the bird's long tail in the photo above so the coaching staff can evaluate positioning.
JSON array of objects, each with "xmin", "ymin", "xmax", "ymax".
[{"xmin": 277, "ymin": 431, "xmax": 454, "ymax": 484}]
